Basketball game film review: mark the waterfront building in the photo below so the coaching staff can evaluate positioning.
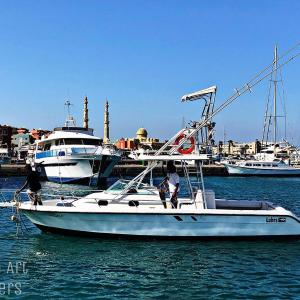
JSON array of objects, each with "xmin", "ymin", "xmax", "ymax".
[
  {"xmin": 11, "ymin": 128, "xmax": 50, "ymax": 160},
  {"xmin": 0, "ymin": 125, "xmax": 17, "ymax": 150},
  {"xmin": 11, "ymin": 129, "xmax": 31, "ymax": 160},
  {"xmin": 30, "ymin": 129, "xmax": 51, "ymax": 140},
  {"xmin": 213, "ymin": 140, "xmax": 261, "ymax": 157},
  {"xmin": 116, "ymin": 128, "xmax": 164, "ymax": 150}
]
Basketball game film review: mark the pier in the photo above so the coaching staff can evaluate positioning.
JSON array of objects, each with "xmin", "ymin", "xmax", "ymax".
[
  {"xmin": 111, "ymin": 163, "xmax": 227, "ymax": 177},
  {"xmin": 0, "ymin": 163, "xmax": 227, "ymax": 178},
  {"xmin": 0, "ymin": 164, "xmax": 28, "ymax": 177}
]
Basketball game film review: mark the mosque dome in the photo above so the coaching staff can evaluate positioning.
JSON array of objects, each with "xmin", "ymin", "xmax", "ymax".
[{"xmin": 136, "ymin": 128, "xmax": 148, "ymax": 138}]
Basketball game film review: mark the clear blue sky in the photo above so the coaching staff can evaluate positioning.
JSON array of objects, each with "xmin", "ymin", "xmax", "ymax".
[{"xmin": 1, "ymin": 0, "xmax": 300, "ymax": 144}]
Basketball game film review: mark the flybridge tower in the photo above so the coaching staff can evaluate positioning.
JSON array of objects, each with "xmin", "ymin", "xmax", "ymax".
[
  {"xmin": 104, "ymin": 100, "xmax": 110, "ymax": 144},
  {"xmin": 181, "ymin": 86, "xmax": 217, "ymax": 153},
  {"xmin": 83, "ymin": 96, "xmax": 89, "ymax": 129}
]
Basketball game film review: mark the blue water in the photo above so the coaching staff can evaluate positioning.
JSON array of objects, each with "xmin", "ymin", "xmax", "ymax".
[{"xmin": 0, "ymin": 176, "xmax": 300, "ymax": 299}]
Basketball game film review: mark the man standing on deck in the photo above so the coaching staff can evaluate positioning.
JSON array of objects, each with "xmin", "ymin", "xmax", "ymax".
[
  {"xmin": 159, "ymin": 161, "xmax": 180, "ymax": 209},
  {"xmin": 16, "ymin": 165, "xmax": 42, "ymax": 205}
]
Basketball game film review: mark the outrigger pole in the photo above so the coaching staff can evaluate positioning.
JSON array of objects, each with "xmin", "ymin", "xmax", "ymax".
[
  {"xmin": 163, "ymin": 45, "xmax": 300, "ymax": 156},
  {"xmin": 119, "ymin": 43, "xmax": 300, "ymax": 195}
]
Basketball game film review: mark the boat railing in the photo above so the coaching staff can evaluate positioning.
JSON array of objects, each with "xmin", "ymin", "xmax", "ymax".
[
  {"xmin": 35, "ymin": 147, "xmax": 99, "ymax": 159},
  {"xmin": 0, "ymin": 189, "xmax": 105, "ymax": 207}
]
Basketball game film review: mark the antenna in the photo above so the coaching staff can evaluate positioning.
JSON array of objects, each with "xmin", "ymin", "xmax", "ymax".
[
  {"xmin": 64, "ymin": 101, "xmax": 76, "ymax": 127},
  {"xmin": 65, "ymin": 100, "xmax": 72, "ymax": 119}
]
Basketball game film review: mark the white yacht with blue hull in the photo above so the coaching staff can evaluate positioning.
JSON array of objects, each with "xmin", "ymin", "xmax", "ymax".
[
  {"xmin": 30, "ymin": 100, "xmax": 121, "ymax": 186},
  {"xmin": 34, "ymin": 127, "xmax": 121, "ymax": 185}
]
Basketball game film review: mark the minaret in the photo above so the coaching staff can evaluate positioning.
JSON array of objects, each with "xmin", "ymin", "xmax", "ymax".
[
  {"xmin": 104, "ymin": 100, "xmax": 109, "ymax": 143},
  {"xmin": 83, "ymin": 96, "xmax": 89, "ymax": 129}
]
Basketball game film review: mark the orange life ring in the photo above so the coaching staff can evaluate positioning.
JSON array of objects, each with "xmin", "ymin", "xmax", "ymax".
[{"xmin": 175, "ymin": 133, "xmax": 195, "ymax": 154}]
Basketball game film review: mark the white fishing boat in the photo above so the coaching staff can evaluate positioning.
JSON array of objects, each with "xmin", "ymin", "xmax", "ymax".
[
  {"xmin": 12, "ymin": 158, "xmax": 300, "ymax": 238},
  {"xmin": 32, "ymin": 101, "xmax": 121, "ymax": 185},
  {"xmin": 2, "ymin": 79, "xmax": 300, "ymax": 239}
]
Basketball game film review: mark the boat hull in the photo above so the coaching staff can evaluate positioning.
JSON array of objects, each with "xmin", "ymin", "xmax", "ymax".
[
  {"xmin": 225, "ymin": 164, "xmax": 300, "ymax": 176},
  {"xmin": 21, "ymin": 209, "xmax": 300, "ymax": 238},
  {"xmin": 36, "ymin": 155, "xmax": 120, "ymax": 185}
]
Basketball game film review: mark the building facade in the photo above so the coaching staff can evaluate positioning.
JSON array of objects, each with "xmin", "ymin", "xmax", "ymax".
[
  {"xmin": 213, "ymin": 140, "xmax": 261, "ymax": 156},
  {"xmin": 0, "ymin": 125, "xmax": 17, "ymax": 150},
  {"xmin": 116, "ymin": 128, "xmax": 164, "ymax": 151}
]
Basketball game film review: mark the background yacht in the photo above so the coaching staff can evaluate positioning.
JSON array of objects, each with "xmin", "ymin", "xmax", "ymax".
[
  {"xmin": 0, "ymin": 146, "xmax": 11, "ymax": 164},
  {"xmin": 32, "ymin": 100, "xmax": 121, "ymax": 186},
  {"xmin": 223, "ymin": 159, "xmax": 300, "ymax": 176},
  {"xmin": 223, "ymin": 46, "xmax": 300, "ymax": 176}
]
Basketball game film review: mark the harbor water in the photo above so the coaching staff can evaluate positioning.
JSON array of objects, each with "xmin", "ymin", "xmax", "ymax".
[{"xmin": 0, "ymin": 176, "xmax": 300, "ymax": 299}]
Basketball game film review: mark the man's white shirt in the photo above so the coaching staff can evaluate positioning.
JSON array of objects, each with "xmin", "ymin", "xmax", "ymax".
[{"xmin": 167, "ymin": 173, "xmax": 180, "ymax": 194}]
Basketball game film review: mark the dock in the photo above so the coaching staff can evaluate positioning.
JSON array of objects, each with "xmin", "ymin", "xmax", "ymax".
[
  {"xmin": 0, "ymin": 163, "xmax": 227, "ymax": 178},
  {"xmin": 0, "ymin": 164, "xmax": 28, "ymax": 177},
  {"xmin": 111, "ymin": 164, "xmax": 227, "ymax": 177}
]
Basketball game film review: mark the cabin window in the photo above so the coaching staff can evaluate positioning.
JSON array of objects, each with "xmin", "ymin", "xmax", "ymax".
[
  {"xmin": 55, "ymin": 139, "xmax": 63, "ymax": 146},
  {"xmin": 63, "ymin": 138, "xmax": 83, "ymax": 145},
  {"xmin": 44, "ymin": 143, "xmax": 51, "ymax": 151},
  {"xmin": 245, "ymin": 163, "xmax": 251, "ymax": 166},
  {"xmin": 55, "ymin": 139, "xmax": 64, "ymax": 146},
  {"xmin": 82, "ymin": 139, "xmax": 101, "ymax": 146}
]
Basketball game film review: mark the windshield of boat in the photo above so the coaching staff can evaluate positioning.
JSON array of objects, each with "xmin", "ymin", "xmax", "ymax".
[
  {"xmin": 107, "ymin": 179, "xmax": 153, "ymax": 193},
  {"xmin": 107, "ymin": 179, "xmax": 130, "ymax": 191}
]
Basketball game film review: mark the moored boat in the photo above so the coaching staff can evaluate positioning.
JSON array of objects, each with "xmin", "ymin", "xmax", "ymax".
[
  {"xmin": 223, "ymin": 159, "xmax": 300, "ymax": 176},
  {"xmin": 223, "ymin": 46, "xmax": 300, "ymax": 176},
  {"xmin": 0, "ymin": 146, "xmax": 11, "ymax": 164},
  {"xmin": 31, "ymin": 101, "xmax": 121, "ymax": 185}
]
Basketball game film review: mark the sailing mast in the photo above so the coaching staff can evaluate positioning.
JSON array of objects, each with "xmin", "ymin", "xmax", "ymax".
[{"xmin": 273, "ymin": 45, "xmax": 278, "ymax": 145}]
